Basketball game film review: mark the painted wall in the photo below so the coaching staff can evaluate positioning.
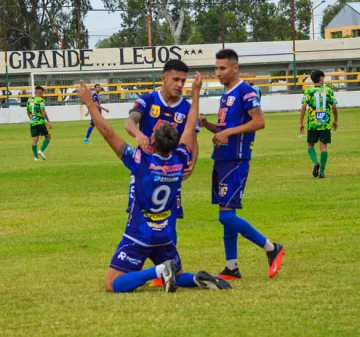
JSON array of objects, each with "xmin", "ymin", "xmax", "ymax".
[
  {"xmin": 325, "ymin": 25, "xmax": 360, "ymax": 38},
  {"xmin": 1, "ymin": 92, "xmax": 359, "ymax": 124}
]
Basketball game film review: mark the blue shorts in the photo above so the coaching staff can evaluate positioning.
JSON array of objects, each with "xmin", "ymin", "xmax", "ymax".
[
  {"xmin": 109, "ymin": 237, "xmax": 182, "ymax": 273},
  {"xmin": 212, "ymin": 160, "xmax": 250, "ymax": 209},
  {"xmin": 126, "ymin": 174, "xmax": 184, "ymax": 219}
]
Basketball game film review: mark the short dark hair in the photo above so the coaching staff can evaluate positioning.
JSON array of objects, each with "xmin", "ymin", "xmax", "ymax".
[
  {"xmin": 249, "ymin": 82, "xmax": 254, "ymax": 86},
  {"xmin": 154, "ymin": 123, "xmax": 180, "ymax": 154},
  {"xmin": 216, "ymin": 49, "xmax": 239, "ymax": 64},
  {"xmin": 310, "ymin": 70, "xmax": 325, "ymax": 84},
  {"xmin": 35, "ymin": 86, "xmax": 44, "ymax": 91},
  {"xmin": 163, "ymin": 60, "xmax": 189, "ymax": 73},
  {"xmin": 94, "ymin": 84, "xmax": 100, "ymax": 88}
]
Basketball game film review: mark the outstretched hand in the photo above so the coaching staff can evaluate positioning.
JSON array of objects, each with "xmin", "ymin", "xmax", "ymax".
[
  {"xmin": 78, "ymin": 81, "xmax": 94, "ymax": 106},
  {"xmin": 192, "ymin": 72, "xmax": 202, "ymax": 92}
]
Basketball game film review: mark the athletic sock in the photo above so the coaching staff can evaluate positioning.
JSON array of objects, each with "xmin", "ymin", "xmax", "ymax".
[
  {"xmin": 176, "ymin": 272, "xmax": 198, "ymax": 288},
  {"xmin": 112, "ymin": 267, "xmax": 157, "ymax": 293},
  {"xmin": 307, "ymin": 147, "xmax": 318, "ymax": 164},
  {"xmin": 226, "ymin": 259, "xmax": 238, "ymax": 270},
  {"xmin": 219, "ymin": 210, "xmax": 266, "ymax": 248},
  {"xmin": 85, "ymin": 126, "xmax": 93, "ymax": 140},
  {"xmin": 32, "ymin": 145, "xmax": 38, "ymax": 158},
  {"xmin": 40, "ymin": 138, "xmax": 50, "ymax": 152},
  {"xmin": 224, "ymin": 226, "xmax": 238, "ymax": 262},
  {"xmin": 155, "ymin": 264, "xmax": 165, "ymax": 278},
  {"xmin": 264, "ymin": 239, "xmax": 275, "ymax": 252},
  {"xmin": 320, "ymin": 152, "xmax": 328, "ymax": 174}
]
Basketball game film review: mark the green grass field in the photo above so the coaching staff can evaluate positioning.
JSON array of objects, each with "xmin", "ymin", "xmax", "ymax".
[{"xmin": 1, "ymin": 109, "xmax": 360, "ymax": 337}]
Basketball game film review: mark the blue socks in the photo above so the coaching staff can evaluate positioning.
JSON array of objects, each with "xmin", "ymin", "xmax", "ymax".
[
  {"xmin": 223, "ymin": 226, "xmax": 239, "ymax": 260},
  {"xmin": 112, "ymin": 267, "xmax": 157, "ymax": 293},
  {"xmin": 85, "ymin": 126, "xmax": 93, "ymax": 139},
  {"xmin": 176, "ymin": 272, "xmax": 197, "ymax": 288},
  {"xmin": 219, "ymin": 210, "xmax": 266, "ymax": 248}
]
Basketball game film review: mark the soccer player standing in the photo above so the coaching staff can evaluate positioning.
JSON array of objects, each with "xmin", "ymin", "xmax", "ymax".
[
  {"xmin": 300, "ymin": 70, "xmax": 338, "ymax": 178},
  {"xmin": 200, "ymin": 49, "xmax": 285, "ymax": 280},
  {"xmin": 84, "ymin": 84, "xmax": 109, "ymax": 144},
  {"xmin": 78, "ymin": 76, "xmax": 231, "ymax": 293},
  {"xmin": 26, "ymin": 86, "xmax": 52, "ymax": 161},
  {"xmin": 125, "ymin": 60, "xmax": 199, "ymax": 287}
]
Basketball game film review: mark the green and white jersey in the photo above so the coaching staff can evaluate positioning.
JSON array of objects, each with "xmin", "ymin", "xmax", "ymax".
[
  {"xmin": 301, "ymin": 85, "xmax": 337, "ymax": 131},
  {"xmin": 27, "ymin": 97, "xmax": 46, "ymax": 126}
]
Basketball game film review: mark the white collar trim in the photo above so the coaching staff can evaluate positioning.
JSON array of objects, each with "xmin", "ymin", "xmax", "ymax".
[
  {"xmin": 226, "ymin": 80, "xmax": 243, "ymax": 95},
  {"xmin": 158, "ymin": 91, "xmax": 183, "ymax": 108}
]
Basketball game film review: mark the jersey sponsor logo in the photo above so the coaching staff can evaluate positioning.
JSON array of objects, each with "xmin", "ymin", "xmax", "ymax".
[
  {"xmin": 142, "ymin": 209, "xmax": 171, "ymax": 221},
  {"xmin": 117, "ymin": 251, "xmax": 142, "ymax": 265},
  {"xmin": 243, "ymin": 92, "xmax": 258, "ymax": 101},
  {"xmin": 136, "ymin": 98, "xmax": 146, "ymax": 108},
  {"xmin": 218, "ymin": 107, "xmax": 228, "ymax": 126},
  {"xmin": 218, "ymin": 183, "xmax": 228, "ymax": 197},
  {"xmin": 150, "ymin": 104, "xmax": 161, "ymax": 118},
  {"xmin": 174, "ymin": 112, "xmax": 186, "ymax": 124},
  {"xmin": 165, "ymin": 113, "xmax": 171, "ymax": 117},
  {"xmin": 154, "ymin": 176, "xmax": 180, "ymax": 183},
  {"xmin": 149, "ymin": 163, "xmax": 183, "ymax": 173},
  {"xmin": 147, "ymin": 220, "xmax": 169, "ymax": 231},
  {"xmin": 135, "ymin": 149, "xmax": 141, "ymax": 163},
  {"xmin": 226, "ymin": 96, "xmax": 236, "ymax": 106}
]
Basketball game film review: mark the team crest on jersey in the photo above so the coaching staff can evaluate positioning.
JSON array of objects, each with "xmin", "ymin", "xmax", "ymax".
[
  {"xmin": 174, "ymin": 112, "xmax": 186, "ymax": 124},
  {"xmin": 226, "ymin": 96, "xmax": 236, "ymax": 106},
  {"xmin": 135, "ymin": 149, "xmax": 141, "ymax": 163},
  {"xmin": 219, "ymin": 183, "xmax": 228, "ymax": 197},
  {"xmin": 150, "ymin": 104, "xmax": 160, "ymax": 118}
]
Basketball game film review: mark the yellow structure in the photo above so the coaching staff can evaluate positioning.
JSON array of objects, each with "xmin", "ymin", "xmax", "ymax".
[{"xmin": 325, "ymin": 3, "xmax": 360, "ymax": 39}]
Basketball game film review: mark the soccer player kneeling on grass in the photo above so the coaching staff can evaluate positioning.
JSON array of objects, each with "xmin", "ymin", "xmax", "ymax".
[
  {"xmin": 299, "ymin": 70, "xmax": 338, "ymax": 179},
  {"xmin": 78, "ymin": 75, "xmax": 231, "ymax": 293}
]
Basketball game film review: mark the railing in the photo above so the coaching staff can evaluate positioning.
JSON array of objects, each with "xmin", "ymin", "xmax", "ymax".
[{"xmin": 1, "ymin": 72, "xmax": 359, "ymax": 105}]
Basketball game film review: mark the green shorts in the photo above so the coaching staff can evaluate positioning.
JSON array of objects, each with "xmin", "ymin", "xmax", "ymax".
[
  {"xmin": 30, "ymin": 124, "xmax": 49, "ymax": 137},
  {"xmin": 307, "ymin": 129, "xmax": 331, "ymax": 144}
]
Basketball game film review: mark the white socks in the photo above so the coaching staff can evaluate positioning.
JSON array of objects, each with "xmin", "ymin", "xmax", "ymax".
[
  {"xmin": 264, "ymin": 239, "xmax": 275, "ymax": 252},
  {"xmin": 155, "ymin": 264, "xmax": 165, "ymax": 278},
  {"xmin": 226, "ymin": 259, "xmax": 238, "ymax": 270}
]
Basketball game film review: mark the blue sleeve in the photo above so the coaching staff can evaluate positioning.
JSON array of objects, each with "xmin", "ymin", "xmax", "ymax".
[
  {"xmin": 240, "ymin": 84, "xmax": 260, "ymax": 111},
  {"xmin": 122, "ymin": 145, "xmax": 142, "ymax": 173},
  {"xmin": 130, "ymin": 94, "xmax": 152, "ymax": 116},
  {"xmin": 92, "ymin": 93, "xmax": 98, "ymax": 103},
  {"xmin": 175, "ymin": 144, "xmax": 192, "ymax": 169}
]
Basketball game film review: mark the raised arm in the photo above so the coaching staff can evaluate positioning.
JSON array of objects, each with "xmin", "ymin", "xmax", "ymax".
[
  {"xmin": 79, "ymin": 81, "xmax": 127, "ymax": 160},
  {"xmin": 179, "ymin": 72, "xmax": 202, "ymax": 151}
]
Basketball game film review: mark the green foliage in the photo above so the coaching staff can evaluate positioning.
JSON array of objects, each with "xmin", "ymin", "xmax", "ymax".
[
  {"xmin": 0, "ymin": 0, "xmax": 90, "ymax": 51},
  {"xmin": 1, "ymin": 110, "xmax": 360, "ymax": 336}
]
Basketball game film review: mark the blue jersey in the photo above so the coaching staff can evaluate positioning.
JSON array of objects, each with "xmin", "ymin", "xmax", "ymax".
[
  {"xmin": 212, "ymin": 81, "xmax": 260, "ymax": 161},
  {"xmin": 92, "ymin": 92, "xmax": 101, "ymax": 113},
  {"xmin": 131, "ymin": 92, "xmax": 199, "ymax": 138},
  {"xmin": 122, "ymin": 143, "xmax": 192, "ymax": 246}
]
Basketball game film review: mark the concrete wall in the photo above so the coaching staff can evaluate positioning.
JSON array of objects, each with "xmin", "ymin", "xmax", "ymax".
[{"xmin": 1, "ymin": 92, "xmax": 359, "ymax": 124}]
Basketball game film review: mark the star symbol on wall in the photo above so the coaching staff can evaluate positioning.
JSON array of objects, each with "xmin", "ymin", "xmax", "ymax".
[
  {"xmin": 198, "ymin": 49, "xmax": 203, "ymax": 54},
  {"xmin": 184, "ymin": 50, "xmax": 189, "ymax": 55},
  {"xmin": 191, "ymin": 49, "xmax": 196, "ymax": 55}
]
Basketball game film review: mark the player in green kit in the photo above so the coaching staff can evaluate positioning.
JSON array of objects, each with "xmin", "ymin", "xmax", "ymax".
[
  {"xmin": 26, "ymin": 86, "xmax": 52, "ymax": 161},
  {"xmin": 300, "ymin": 70, "xmax": 338, "ymax": 178}
]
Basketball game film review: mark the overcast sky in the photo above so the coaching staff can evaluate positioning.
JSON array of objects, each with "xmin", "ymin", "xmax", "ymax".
[{"xmin": 85, "ymin": 0, "xmax": 338, "ymax": 49}]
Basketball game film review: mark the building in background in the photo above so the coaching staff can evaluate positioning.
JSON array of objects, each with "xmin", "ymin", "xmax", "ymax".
[{"xmin": 325, "ymin": 2, "xmax": 360, "ymax": 38}]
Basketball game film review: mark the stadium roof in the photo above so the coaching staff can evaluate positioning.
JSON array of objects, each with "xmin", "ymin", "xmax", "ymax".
[{"xmin": 326, "ymin": 2, "xmax": 360, "ymax": 29}]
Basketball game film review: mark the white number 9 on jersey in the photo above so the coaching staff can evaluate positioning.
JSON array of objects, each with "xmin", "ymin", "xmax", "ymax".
[{"xmin": 150, "ymin": 185, "xmax": 171, "ymax": 213}]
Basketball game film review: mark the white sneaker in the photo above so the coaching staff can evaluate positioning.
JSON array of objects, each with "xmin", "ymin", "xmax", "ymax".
[
  {"xmin": 161, "ymin": 260, "xmax": 177, "ymax": 293},
  {"xmin": 38, "ymin": 150, "xmax": 46, "ymax": 160},
  {"xmin": 34, "ymin": 157, "xmax": 40, "ymax": 161}
]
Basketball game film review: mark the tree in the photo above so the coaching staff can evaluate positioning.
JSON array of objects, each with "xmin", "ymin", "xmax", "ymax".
[{"xmin": 0, "ymin": 0, "xmax": 90, "ymax": 51}]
